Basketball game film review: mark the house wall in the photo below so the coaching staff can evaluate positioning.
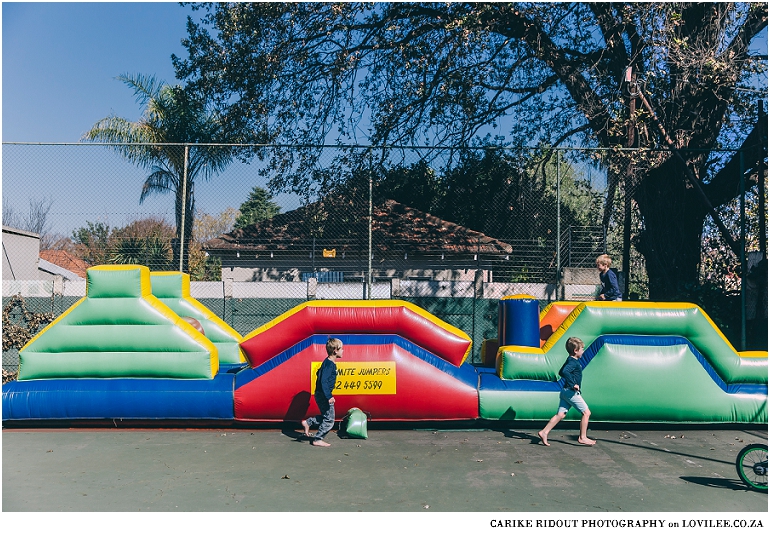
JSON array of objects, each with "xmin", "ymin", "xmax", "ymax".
[
  {"xmin": 221, "ymin": 265, "xmax": 488, "ymax": 283},
  {"xmin": 2, "ymin": 226, "xmax": 41, "ymax": 280}
]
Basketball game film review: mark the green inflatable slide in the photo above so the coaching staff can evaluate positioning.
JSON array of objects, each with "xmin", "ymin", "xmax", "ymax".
[{"xmin": 18, "ymin": 265, "xmax": 219, "ymax": 380}]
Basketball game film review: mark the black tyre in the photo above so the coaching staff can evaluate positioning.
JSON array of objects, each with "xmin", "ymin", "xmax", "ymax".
[{"xmin": 735, "ymin": 443, "xmax": 768, "ymax": 492}]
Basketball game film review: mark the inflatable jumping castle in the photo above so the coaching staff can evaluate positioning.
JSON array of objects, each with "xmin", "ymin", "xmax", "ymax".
[{"xmin": 2, "ymin": 265, "xmax": 766, "ymax": 425}]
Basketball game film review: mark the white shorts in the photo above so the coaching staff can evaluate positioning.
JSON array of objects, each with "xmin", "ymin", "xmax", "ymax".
[{"xmin": 558, "ymin": 387, "xmax": 589, "ymax": 414}]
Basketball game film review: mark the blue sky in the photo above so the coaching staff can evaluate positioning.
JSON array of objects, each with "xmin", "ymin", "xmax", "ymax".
[
  {"xmin": 1, "ymin": 2, "xmax": 303, "ymax": 237},
  {"xmin": 2, "ymin": 2, "xmax": 190, "ymax": 142}
]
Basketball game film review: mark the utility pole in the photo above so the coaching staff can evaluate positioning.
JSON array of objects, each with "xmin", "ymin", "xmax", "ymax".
[{"xmin": 622, "ymin": 67, "xmax": 637, "ymax": 300}]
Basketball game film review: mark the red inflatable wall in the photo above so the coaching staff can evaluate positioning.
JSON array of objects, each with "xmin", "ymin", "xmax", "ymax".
[
  {"xmin": 240, "ymin": 301, "xmax": 472, "ymax": 367},
  {"xmin": 234, "ymin": 336, "xmax": 480, "ymax": 422}
]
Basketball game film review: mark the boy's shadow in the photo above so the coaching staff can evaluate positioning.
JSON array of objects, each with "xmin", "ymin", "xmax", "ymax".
[
  {"xmin": 501, "ymin": 428, "xmax": 579, "ymax": 446},
  {"xmin": 501, "ymin": 429, "xmax": 542, "ymax": 445},
  {"xmin": 279, "ymin": 392, "xmax": 358, "ymax": 442},
  {"xmin": 500, "ymin": 429, "xmax": 596, "ymax": 447},
  {"xmin": 280, "ymin": 391, "xmax": 313, "ymax": 442}
]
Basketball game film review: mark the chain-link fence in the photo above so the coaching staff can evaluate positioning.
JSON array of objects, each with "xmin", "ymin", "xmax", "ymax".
[
  {"xmin": 0, "ymin": 143, "xmax": 637, "ymax": 284},
  {"xmin": 2, "ymin": 142, "xmax": 767, "ymax": 372}
]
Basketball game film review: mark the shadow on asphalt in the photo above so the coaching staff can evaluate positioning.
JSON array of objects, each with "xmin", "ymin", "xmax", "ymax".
[
  {"xmin": 493, "ymin": 423, "xmax": 768, "ymax": 468},
  {"xmin": 497, "ymin": 428, "xmax": 738, "ymax": 467},
  {"xmin": 680, "ymin": 476, "xmax": 757, "ymax": 492},
  {"xmin": 282, "ymin": 429, "xmax": 311, "ymax": 442},
  {"xmin": 279, "ymin": 424, "xmax": 363, "ymax": 442}
]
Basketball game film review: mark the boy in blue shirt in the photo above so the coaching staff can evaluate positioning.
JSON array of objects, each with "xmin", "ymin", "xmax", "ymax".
[
  {"xmin": 538, "ymin": 337, "xmax": 596, "ymax": 446},
  {"xmin": 596, "ymin": 254, "xmax": 621, "ymax": 301},
  {"xmin": 302, "ymin": 337, "xmax": 343, "ymax": 447}
]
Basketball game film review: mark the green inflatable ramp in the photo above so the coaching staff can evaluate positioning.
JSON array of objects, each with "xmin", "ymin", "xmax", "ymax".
[
  {"xmin": 150, "ymin": 271, "xmax": 246, "ymax": 365},
  {"xmin": 18, "ymin": 265, "xmax": 219, "ymax": 380}
]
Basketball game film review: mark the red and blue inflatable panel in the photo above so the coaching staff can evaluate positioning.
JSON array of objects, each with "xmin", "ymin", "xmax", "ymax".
[{"xmin": 235, "ymin": 301, "xmax": 479, "ymax": 422}]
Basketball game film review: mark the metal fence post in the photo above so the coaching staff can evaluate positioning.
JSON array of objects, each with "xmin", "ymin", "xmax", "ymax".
[
  {"xmin": 223, "ymin": 277, "xmax": 233, "ymax": 326},
  {"xmin": 622, "ymin": 155, "xmax": 632, "ymax": 300},
  {"xmin": 368, "ymin": 157, "xmax": 373, "ymax": 300},
  {"xmin": 740, "ymin": 150, "xmax": 746, "ymax": 351},
  {"xmin": 556, "ymin": 151, "xmax": 562, "ymax": 299},
  {"xmin": 179, "ymin": 144, "xmax": 189, "ymax": 272}
]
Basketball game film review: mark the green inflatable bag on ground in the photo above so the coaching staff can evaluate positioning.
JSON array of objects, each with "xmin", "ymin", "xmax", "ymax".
[{"xmin": 343, "ymin": 407, "xmax": 368, "ymax": 439}]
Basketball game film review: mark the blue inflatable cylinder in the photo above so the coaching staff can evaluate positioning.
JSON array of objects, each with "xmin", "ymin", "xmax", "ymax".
[{"xmin": 498, "ymin": 295, "xmax": 540, "ymax": 347}]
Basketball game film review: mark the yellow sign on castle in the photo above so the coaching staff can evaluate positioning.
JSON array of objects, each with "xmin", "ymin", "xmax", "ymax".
[{"xmin": 310, "ymin": 361, "xmax": 396, "ymax": 395}]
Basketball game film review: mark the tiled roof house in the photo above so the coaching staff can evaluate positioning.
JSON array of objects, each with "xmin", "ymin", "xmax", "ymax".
[
  {"xmin": 39, "ymin": 250, "xmax": 90, "ymax": 280},
  {"xmin": 204, "ymin": 198, "xmax": 513, "ymax": 282}
]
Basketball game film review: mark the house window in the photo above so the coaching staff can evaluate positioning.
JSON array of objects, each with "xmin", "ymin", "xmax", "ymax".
[{"xmin": 301, "ymin": 271, "xmax": 344, "ymax": 283}]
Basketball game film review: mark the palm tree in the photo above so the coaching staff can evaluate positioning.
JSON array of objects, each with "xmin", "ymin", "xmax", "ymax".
[{"xmin": 83, "ymin": 74, "xmax": 234, "ymax": 272}]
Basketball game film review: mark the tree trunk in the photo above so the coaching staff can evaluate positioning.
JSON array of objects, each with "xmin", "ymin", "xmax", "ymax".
[{"xmin": 634, "ymin": 158, "xmax": 709, "ymax": 300}]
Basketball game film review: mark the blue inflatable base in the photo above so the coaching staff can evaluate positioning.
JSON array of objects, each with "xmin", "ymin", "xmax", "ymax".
[{"xmin": 2, "ymin": 374, "xmax": 235, "ymax": 421}]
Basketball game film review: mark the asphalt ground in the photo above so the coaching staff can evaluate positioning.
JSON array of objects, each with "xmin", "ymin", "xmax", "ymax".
[{"xmin": 2, "ymin": 422, "xmax": 768, "ymax": 532}]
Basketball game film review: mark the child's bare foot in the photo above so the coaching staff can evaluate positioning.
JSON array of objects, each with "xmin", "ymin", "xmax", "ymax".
[
  {"xmin": 301, "ymin": 420, "xmax": 310, "ymax": 436},
  {"xmin": 311, "ymin": 439, "xmax": 330, "ymax": 447},
  {"xmin": 537, "ymin": 430, "xmax": 550, "ymax": 446},
  {"xmin": 578, "ymin": 437, "xmax": 596, "ymax": 446}
]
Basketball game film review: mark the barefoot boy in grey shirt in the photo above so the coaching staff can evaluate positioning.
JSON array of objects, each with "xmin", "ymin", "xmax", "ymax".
[{"xmin": 538, "ymin": 337, "xmax": 596, "ymax": 446}]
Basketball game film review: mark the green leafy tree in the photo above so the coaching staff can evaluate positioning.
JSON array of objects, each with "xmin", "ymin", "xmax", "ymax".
[
  {"xmin": 439, "ymin": 149, "xmax": 600, "ymax": 241},
  {"xmin": 376, "ymin": 148, "xmax": 601, "ymax": 240},
  {"xmin": 108, "ymin": 218, "xmax": 174, "ymax": 271},
  {"xmin": 189, "ymin": 254, "xmax": 222, "ymax": 282},
  {"xmin": 71, "ymin": 217, "xmax": 175, "ymax": 270},
  {"xmin": 174, "ymin": 2, "xmax": 767, "ymax": 299},
  {"xmin": 376, "ymin": 161, "xmax": 444, "ymax": 216},
  {"xmin": 109, "ymin": 236, "xmax": 172, "ymax": 270},
  {"xmin": 72, "ymin": 221, "xmax": 112, "ymax": 265},
  {"xmin": 234, "ymin": 187, "xmax": 281, "ymax": 229},
  {"xmin": 83, "ymin": 74, "xmax": 237, "ymax": 272}
]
